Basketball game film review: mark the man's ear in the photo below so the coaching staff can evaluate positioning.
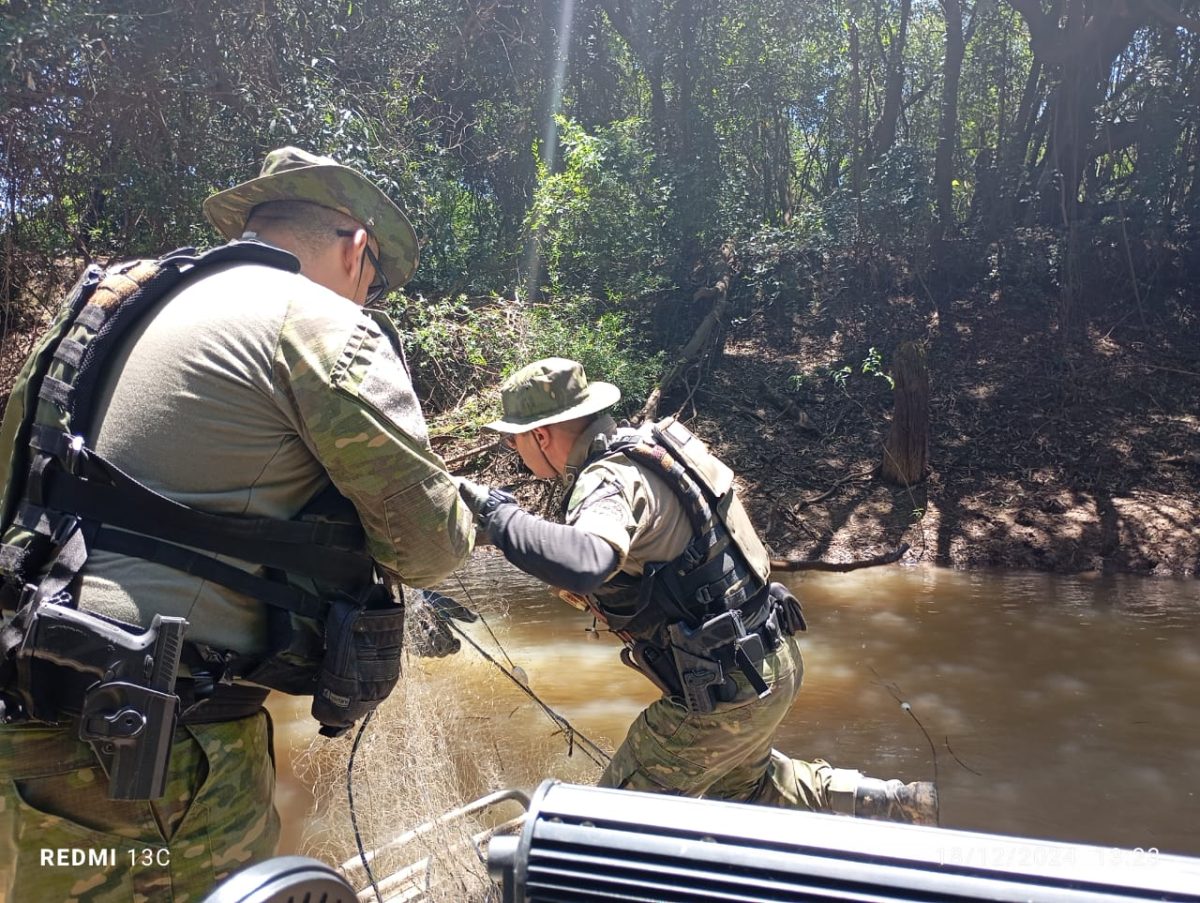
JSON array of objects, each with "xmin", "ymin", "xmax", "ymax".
[
  {"xmin": 340, "ymin": 227, "xmax": 368, "ymax": 277},
  {"xmin": 532, "ymin": 426, "xmax": 552, "ymax": 450}
]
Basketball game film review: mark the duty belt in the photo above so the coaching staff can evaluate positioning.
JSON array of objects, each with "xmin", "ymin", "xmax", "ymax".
[
  {"xmin": 176, "ymin": 681, "xmax": 270, "ymax": 724},
  {"xmin": 1, "ymin": 659, "xmax": 268, "ymax": 726},
  {"xmin": 622, "ymin": 589, "xmax": 787, "ymax": 714}
]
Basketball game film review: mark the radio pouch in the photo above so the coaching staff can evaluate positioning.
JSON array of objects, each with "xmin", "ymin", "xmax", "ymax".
[{"xmin": 312, "ymin": 593, "xmax": 405, "ymax": 737}]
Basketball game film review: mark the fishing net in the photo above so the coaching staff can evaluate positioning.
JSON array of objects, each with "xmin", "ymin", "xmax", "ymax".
[{"xmin": 293, "ymin": 594, "xmax": 610, "ymax": 902}]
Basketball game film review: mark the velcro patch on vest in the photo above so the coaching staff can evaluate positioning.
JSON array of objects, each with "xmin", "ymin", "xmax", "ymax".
[{"xmin": 91, "ymin": 261, "xmax": 161, "ymax": 310}]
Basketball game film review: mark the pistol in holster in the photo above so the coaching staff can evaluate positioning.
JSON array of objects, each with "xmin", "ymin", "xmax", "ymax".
[
  {"xmin": 4, "ymin": 596, "xmax": 187, "ymax": 800},
  {"xmin": 665, "ymin": 608, "xmax": 771, "ymax": 714}
]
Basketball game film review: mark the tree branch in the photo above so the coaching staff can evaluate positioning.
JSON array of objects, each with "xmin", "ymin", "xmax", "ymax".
[
  {"xmin": 1003, "ymin": 0, "xmax": 1070, "ymax": 65},
  {"xmin": 771, "ymin": 543, "xmax": 910, "ymax": 572},
  {"xmin": 964, "ymin": 0, "xmax": 995, "ymax": 46},
  {"xmin": 444, "ymin": 437, "xmax": 505, "ymax": 471}
]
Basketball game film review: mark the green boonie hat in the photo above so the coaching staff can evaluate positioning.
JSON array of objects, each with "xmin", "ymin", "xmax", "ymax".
[
  {"xmin": 487, "ymin": 358, "xmax": 621, "ymax": 433},
  {"xmin": 202, "ymin": 146, "xmax": 419, "ymax": 287}
]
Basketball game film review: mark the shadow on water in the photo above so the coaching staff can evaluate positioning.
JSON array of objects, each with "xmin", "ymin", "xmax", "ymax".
[{"xmin": 270, "ymin": 551, "xmax": 1200, "ymax": 858}]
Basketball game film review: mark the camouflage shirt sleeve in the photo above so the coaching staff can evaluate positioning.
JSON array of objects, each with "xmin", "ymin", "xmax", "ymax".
[
  {"xmin": 273, "ymin": 298, "xmax": 473, "ymax": 587},
  {"xmin": 564, "ymin": 460, "xmax": 645, "ymax": 569}
]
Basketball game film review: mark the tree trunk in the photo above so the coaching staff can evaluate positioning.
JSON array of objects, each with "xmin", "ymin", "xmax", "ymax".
[
  {"xmin": 596, "ymin": 0, "xmax": 667, "ymax": 140},
  {"xmin": 1131, "ymin": 25, "xmax": 1179, "ymax": 222},
  {"xmin": 931, "ymin": 0, "xmax": 965, "ymax": 257},
  {"xmin": 1040, "ymin": 48, "xmax": 1105, "ymax": 223},
  {"xmin": 637, "ymin": 242, "xmax": 739, "ymax": 424},
  {"xmin": 869, "ymin": 0, "xmax": 912, "ymax": 164},
  {"xmin": 773, "ymin": 106, "xmax": 795, "ymax": 224},
  {"xmin": 880, "ymin": 342, "xmax": 929, "ymax": 486},
  {"xmin": 1185, "ymin": 122, "xmax": 1200, "ymax": 229},
  {"xmin": 848, "ymin": 20, "xmax": 865, "ymax": 205},
  {"xmin": 1005, "ymin": 0, "xmax": 1143, "ymax": 224},
  {"xmin": 996, "ymin": 56, "xmax": 1042, "ymax": 228}
]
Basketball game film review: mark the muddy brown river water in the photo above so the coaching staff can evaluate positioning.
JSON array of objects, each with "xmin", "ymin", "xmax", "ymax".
[{"xmin": 268, "ymin": 551, "xmax": 1200, "ymax": 861}]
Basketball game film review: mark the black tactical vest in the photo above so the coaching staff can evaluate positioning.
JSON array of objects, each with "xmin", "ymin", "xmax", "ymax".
[{"xmin": 576, "ymin": 418, "xmax": 771, "ymax": 644}]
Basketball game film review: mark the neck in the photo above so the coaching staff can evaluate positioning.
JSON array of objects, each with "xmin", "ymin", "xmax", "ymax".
[{"xmin": 560, "ymin": 415, "xmax": 617, "ymax": 487}]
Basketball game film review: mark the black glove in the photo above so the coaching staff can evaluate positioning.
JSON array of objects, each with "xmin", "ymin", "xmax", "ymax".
[
  {"xmin": 457, "ymin": 477, "xmax": 519, "ymax": 528},
  {"xmin": 480, "ymin": 487, "xmax": 517, "ymax": 519},
  {"xmin": 408, "ymin": 589, "xmax": 479, "ymax": 657},
  {"xmin": 769, "ymin": 582, "xmax": 807, "ymax": 634}
]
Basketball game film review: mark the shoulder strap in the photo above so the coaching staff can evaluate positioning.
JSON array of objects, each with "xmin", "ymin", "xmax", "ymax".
[
  {"xmin": 587, "ymin": 431, "xmax": 715, "ymax": 539},
  {"xmin": 60, "ymin": 241, "xmax": 299, "ymax": 436},
  {"xmin": 586, "ymin": 427, "xmax": 757, "ymax": 625},
  {"xmin": 0, "ymin": 264, "xmax": 105, "ymax": 530}
]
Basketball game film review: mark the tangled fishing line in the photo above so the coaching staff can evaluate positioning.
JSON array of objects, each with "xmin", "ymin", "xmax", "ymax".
[{"xmin": 343, "ymin": 574, "xmax": 611, "ymax": 901}]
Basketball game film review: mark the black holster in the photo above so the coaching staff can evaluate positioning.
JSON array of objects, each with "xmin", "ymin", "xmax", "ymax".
[
  {"xmin": 665, "ymin": 607, "xmax": 772, "ymax": 714},
  {"xmin": 616, "ymin": 585, "xmax": 801, "ymax": 715},
  {"xmin": 0, "ymin": 596, "xmax": 186, "ymax": 799},
  {"xmin": 621, "ymin": 642, "xmax": 677, "ymax": 699}
]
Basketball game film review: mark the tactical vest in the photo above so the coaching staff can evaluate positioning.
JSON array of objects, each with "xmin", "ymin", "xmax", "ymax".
[
  {"xmin": 0, "ymin": 242, "xmax": 379, "ymax": 706},
  {"xmin": 579, "ymin": 417, "xmax": 772, "ymax": 644}
]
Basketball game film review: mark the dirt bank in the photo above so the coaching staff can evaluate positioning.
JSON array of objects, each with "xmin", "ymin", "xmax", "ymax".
[{"xmin": 686, "ymin": 257, "xmax": 1200, "ymax": 578}]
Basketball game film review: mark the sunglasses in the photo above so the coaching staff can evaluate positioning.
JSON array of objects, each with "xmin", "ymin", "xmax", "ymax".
[{"xmin": 335, "ymin": 229, "xmax": 389, "ymax": 304}]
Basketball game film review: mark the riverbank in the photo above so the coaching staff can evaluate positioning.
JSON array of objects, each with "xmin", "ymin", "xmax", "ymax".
[
  {"xmin": 4, "ymin": 249, "xmax": 1196, "ymax": 578},
  {"xmin": 680, "ymin": 258, "xmax": 1200, "ymax": 578}
]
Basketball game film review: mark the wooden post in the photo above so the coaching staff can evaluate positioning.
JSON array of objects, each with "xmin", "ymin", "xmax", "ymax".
[{"xmin": 880, "ymin": 341, "xmax": 929, "ymax": 486}]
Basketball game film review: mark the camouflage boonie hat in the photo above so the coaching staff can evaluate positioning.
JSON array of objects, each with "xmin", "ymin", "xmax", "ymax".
[
  {"xmin": 202, "ymin": 146, "xmax": 419, "ymax": 286},
  {"xmin": 487, "ymin": 358, "xmax": 621, "ymax": 433}
]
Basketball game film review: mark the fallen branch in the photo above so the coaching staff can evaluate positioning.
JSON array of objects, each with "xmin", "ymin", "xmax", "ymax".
[
  {"xmin": 795, "ymin": 468, "xmax": 875, "ymax": 509},
  {"xmin": 770, "ymin": 542, "xmax": 909, "ymax": 572},
  {"xmin": 781, "ymin": 505, "xmax": 823, "ymax": 541},
  {"xmin": 758, "ymin": 380, "xmax": 819, "ymax": 433},
  {"xmin": 637, "ymin": 242, "xmax": 739, "ymax": 424},
  {"xmin": 445, "ymin": 438, "xmax": 505, "ymax": 471},
  {"xmin": 1139, "ymin": 363, "xmax": 1200, "ymax": 379},
  {"xmin": 1163, "ymin": 454, "xmax": 1200, "ymax": 469}
]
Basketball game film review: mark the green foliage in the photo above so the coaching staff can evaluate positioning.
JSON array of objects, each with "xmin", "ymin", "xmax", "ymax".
[
  {"xmin": 528, "ymin": 116, "xmax": 670, "ymax": 301},
  {"xmin": 387, "ymin": 288, "xmax": 662, "ymax": 429},
  {"xmin": 860, "ymin": 346, "xmax": 895, "ymax": 389},
  {"xmin": 830, "ymin": 347, "xmax": 893, "ymax": 393},
  {"xmin": 823, "ymin": 147, "xmax": 933, "ymax": 247},
  {"xmin": 831, "ymin": 364, "xmax": 853, "ymax": 391},
  {"xmin": 387, "ymin": 292, "xmax": 520, "ymax": 417},
  {"xmin": 519, "ymin": 303, "xmax": 664, "ymax": 419}
]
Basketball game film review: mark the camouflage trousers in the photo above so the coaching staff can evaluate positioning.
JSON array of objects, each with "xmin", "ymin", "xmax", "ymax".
[
  {"xmin": 0, "ymin": 710, "xmax": 280, "ymax": 903},
  {"xmin": 600, "ymin": 635, "xmax": 861, "ymax": 812}
]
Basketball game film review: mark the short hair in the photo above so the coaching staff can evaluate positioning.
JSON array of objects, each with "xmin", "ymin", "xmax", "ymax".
[
  {"xmin": 551, "ymin": 414, "xmax": 599, "ymax": 436},
  {"xmin": 244, "ymin": 200, "xmax": 363, "ymax": 254}
]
